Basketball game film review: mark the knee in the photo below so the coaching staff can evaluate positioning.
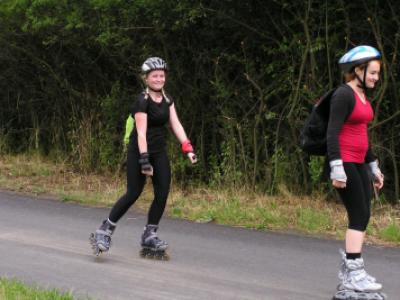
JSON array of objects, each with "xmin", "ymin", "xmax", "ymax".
[
  {"xmin": 125, "ymin": 188, "xmax": 142, "ymax": 203},
  {"xmin": 363, "ymin": 211, "xmax": 371, "ymax": 229},
  {"xmin": 154, "ymin": 192, "xmax": 169, "ymax": 205},
  {"xmin": 348, "ymin": 209, "xmax": 370, "ymax": 231},
  {"xmin": 154, "ymin": 182, "xmax": 170, "ymax": 199}
]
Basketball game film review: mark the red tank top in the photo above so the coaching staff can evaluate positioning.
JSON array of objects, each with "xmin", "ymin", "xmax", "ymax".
[{"xmin": 339, "ymin": 92, "xmax": 374, "ymax": 163}]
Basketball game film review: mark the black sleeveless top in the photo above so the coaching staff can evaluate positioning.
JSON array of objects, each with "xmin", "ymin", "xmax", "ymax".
[{"xmin": 129, "ymin": 92, "xmax": 173, "ymax": 153}]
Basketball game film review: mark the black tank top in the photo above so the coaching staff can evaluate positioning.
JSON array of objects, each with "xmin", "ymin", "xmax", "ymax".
[{"xmin": 129, "ymin": 92, "xmax": 173, "ymax": 153}]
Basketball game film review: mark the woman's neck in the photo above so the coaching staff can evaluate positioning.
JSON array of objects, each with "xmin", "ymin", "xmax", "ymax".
[
  {"xmin": 347, "ymin": 80, "xmax": 366, "ymax": 102},
  {"xmin": 347, "ymin": 80, "xmax": 364, "ymax": 95},
  {"xmin": 148, "ymin": 89, "xmax": 163, "ymax": 102}
]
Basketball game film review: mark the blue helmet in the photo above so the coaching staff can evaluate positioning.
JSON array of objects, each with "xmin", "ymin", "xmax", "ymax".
[{"xmin": 338, "ymin": 45, "xmax": 381, "ymax": 72}]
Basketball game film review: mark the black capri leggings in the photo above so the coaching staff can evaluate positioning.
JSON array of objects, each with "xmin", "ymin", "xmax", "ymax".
[
  {"xmin": 108, "ymin": 147, "xmax": 171, "ymax": 225},
  {"xmin": 336, "ymin": 163, "xmax": 372, "ymax": 232}
]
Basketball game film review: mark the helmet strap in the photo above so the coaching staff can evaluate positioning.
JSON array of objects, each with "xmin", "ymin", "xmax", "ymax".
[
  {"xmin": 362, "ymin": 65, "xmax": 368, "ymax": 90},
  {"xmin": 355, "ymin": 73, "xmax": 364, "ymax": 89},
  {"xmin": 354, "ymin": 65, "xmax": 369, "ymax": 91}
]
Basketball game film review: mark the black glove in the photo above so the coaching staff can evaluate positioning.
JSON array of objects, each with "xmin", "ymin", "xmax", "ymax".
[{"xmin": 139, "ymin": 152, "xmax": 153, "ymax": 174}]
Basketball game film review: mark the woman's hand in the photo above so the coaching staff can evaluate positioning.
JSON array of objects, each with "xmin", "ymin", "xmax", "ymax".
[
  {"xmin": 373, "ymin": 173, "xmax": 384, "ymax": 190},
  {"xmin": 139, "ymin": 152, "xmax": 153, "ymax": 176},
  {"xmin": 141, "ymin": 167, "xmax": 153, "ymax": 176},
  {"xmin": 330, "ymin": 160, "xmax": 347, "ymax": 189},
  {"xmin": 369, "ymin": 160, "xmax": 384, "ymax": 190},
  {"xmin": 187, "ymin": 152, "xmax": 198, "ymax": 165},
  {"xmin": 332, "ymin": 179, "xmax": 346, "ymax": 189}
]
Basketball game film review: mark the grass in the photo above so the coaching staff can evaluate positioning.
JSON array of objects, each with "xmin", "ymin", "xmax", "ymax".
[
  {"xmin": 0, "ymin": 154, "xmax": 399, "ymax": 246},
  {"xmin": 168, "ymin": 186, "xmax": 343, "ymax": 236},
  {"xmin": 0, "ymin": 278, "xmax": 86, "ymax": 300},
  {"xmin": 296, "ymin": 207, "xmax": 331, "ymax": 232},
  {"xmin": 380, "ymin": 222, "xmax": 400, "ymax": 243}
]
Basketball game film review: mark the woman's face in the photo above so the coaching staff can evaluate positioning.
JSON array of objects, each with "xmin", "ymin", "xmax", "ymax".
[
  {"xmin": 356, "ymin": 60, "xmax": 381, "ymax": 88},
  {"xmin": 145, "ymin": 70, "xmax": 166, "ymax": 91}
]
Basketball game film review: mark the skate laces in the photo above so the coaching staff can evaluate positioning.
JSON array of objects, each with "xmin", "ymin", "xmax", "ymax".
[
  {"xmin": 99, "ymin": 234, "xmax": 111, "ymax": 245},
  {"xmin": 99, "ymin": 220, "xmax": 115, "ymax": 235},
  {"xmin": 96, "ymin": 229, "xmax": 113, "ymax": 236},
  {"xmin": 347, "ymin": 269, "xmax": 368, "ymax": 282},
  {"xmin": 144, "ymin": 230, "xmax": 158, "ymax": 241},
  {"xmin": 345, "ymin": 259, "xmax": 369, "ymax": 282},
  {"xmin": 339, "ymin": 250, "xmax": 377, "ymax": 283}
]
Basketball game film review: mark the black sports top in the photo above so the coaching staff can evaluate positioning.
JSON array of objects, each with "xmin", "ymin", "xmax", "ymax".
[{"xmin": 130, "ymin": 92, "xmax": 173, "ymax": 153}]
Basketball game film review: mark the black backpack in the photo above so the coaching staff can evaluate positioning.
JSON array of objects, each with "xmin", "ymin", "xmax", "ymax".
[{"xmin": 299, "ymin": 89, "xmax": 336, "ymax": 156}]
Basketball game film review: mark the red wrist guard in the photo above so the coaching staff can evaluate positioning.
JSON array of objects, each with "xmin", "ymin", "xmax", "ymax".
[{"xmin": 181, "ymin": 140, "xmax": 194, "ymax": 154}]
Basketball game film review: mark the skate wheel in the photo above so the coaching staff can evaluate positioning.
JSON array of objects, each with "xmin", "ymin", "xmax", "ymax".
[
  {"xmin": 89, "ymin": 233, "xmax": 102, "ymax": 256},
  {"xmin": 139, "ymin": 249, "xmax": 170, "ymax": 261},
  {"xmin": 139, "ymin": 248, "xmax": 149, "ymax": 258},
  {"xmin": 333, "ymin": 289, "xmax": 387, "ymax": 300},
  {"xmin": 155, "ymin": 252, "xmax": 170, "ymax": 261},
  {"xmin": 377, "ymin": 292, "xmax": 387, "ymax": 300},
  {"xmin": 92, "ymin": 245, "xmax": 101, "ymax": 256}
]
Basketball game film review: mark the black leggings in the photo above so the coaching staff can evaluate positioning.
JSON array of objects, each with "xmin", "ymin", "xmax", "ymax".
[
  {"xmin": 109, "ymin": 148, "xmax": 171, "ymax": 225},
  {"xmin": 336, "ymin": 163, "xmax": 372, "ymax": 232}
]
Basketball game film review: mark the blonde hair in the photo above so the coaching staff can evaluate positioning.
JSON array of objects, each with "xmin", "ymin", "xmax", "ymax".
[{"xmin": 143, "ymin": 87, "xmax": 171, "ymax": 104}]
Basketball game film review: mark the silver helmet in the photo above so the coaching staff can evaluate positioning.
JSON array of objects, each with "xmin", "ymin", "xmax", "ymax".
[{"xmin": 141, "ymin": 57, "xmax": 168, "ymax": 74}]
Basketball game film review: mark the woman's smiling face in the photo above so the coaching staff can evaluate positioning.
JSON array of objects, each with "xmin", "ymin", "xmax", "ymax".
[{"xmin": 145, "ymin": 70, "xmax": 166, "ymax": 91}]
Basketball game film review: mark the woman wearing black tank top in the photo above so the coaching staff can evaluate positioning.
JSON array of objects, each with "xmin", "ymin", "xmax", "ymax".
[{"xmin": 90, "ymin": 57, "xmax": 197, "ymax": 259}]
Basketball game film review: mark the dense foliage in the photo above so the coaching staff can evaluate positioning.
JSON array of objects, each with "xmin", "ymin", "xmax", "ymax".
[{"xmin": 1, "ymin": 0, "xmax": 399, "ymax": 201}]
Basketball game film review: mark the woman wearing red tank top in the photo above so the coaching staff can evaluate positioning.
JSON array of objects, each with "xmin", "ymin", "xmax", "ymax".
[
  {"xmin": 327, "ymin": 46, "xmax": 386, "ymax": 299},
  {"xmin": 338, "ymin": 90, "xmax": 374, "ymax": 163}
]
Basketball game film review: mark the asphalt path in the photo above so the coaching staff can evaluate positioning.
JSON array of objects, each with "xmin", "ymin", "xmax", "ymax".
[{"xmin": 0, "ymin": 191, "xmax": 399, "ymax": 300}]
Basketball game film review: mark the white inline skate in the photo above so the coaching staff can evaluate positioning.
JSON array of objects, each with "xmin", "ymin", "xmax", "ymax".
[{"xmin": 333, "ymin": 252, "xmax": 386, "ymax": 300}]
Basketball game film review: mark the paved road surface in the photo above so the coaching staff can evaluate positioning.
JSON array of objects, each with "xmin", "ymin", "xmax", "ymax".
[{"xmin": 0, "ymin": 191, "xmax": 399, "ymax": 300}]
